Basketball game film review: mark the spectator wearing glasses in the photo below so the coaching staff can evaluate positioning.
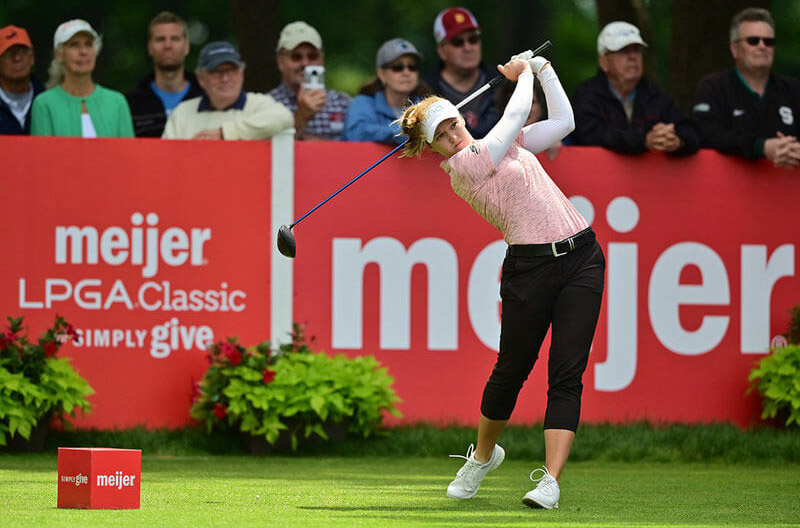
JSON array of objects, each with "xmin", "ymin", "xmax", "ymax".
[
  {"xmin": 269, "ymin": 21, "xmax": 351, "ymax": 140},
  {"xmin": 343, "ymin": 38, "xmax": 431, "ymax": 144},
  {"xmin": 424, "ymin": 7, "xmax": 500, "ymax": 139},
  {"xmin": 0, "ymin": 25, "xmax": 44, "ymax": 135},
  {"xmin": 570, "ymin": 21, "xmax": 698, "ymax": 156},
  {"xmin": 692, "ymin": 7, "xmax": 800, "ymax": 169}
]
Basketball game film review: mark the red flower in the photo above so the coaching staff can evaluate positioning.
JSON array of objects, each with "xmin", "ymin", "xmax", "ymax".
[
  {"xmin": 65, "ymin": 324, "xmax": 79, "ymax": 340},
  {"xmin": 191, "ymin": 381, "xmax": 203, "ymax": 403},
  {"xmin": 43, "ymin": 341, "xmax": 58, "ymax": 357},
  {"xmin": 262, "ymin": 368, "xmax": 275, "ymax": 384},
  {"xmin": 226, "ymin": 348, "xmax": 242, "ymax": 366},
  {"xmin": 213, "ymin": 403, "xmax": 227, "ymax": 420},
  {"xmin": 4, "ymin": 330, "xmax": 17, "ymax": 344},
  {"xmin": 219, "ymin": 342, "xmax": 242, "ymax": 365}
]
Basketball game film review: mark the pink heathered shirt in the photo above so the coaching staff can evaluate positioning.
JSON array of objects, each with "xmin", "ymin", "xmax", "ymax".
[{"xmin": 443, "ymin": 132, "xmax": 588, "ymax": 245}]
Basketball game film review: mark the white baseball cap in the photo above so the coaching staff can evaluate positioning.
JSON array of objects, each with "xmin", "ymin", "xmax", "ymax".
[
  {"xmin": 276, "ymin": 21, "xmax": 322, "ymax": 52},
  {"xmin": 597, "ymin": 21, "xmax": 647, "ymax": 55},
  {"xmin": 422, "ymin": 99, "xmax": 460, "ymax": 144},
  {"xmin": 53, "ymin": 19, "xmax": 98, "ymax": 50}
]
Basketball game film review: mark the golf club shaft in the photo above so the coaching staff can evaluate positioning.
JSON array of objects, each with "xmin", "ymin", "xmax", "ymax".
[
  {"xmin": 454, "ymin": 40, "xmax": 552, "ymax": 109},
  {"xmin": 289, "ymin": 39, "xmax": 553, "ymax": 229},
  {"xmin": 290, "ymin": 140, "xmax": 408, "ymax": 228}
]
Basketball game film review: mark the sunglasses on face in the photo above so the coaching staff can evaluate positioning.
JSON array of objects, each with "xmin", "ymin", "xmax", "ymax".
[
  {"xmin": 285, "ymin": 50, "xmax": 321, "ymax": 62},
  {"xmin": 740, "ymin": 36, "xmax": 775, "ymax": 47},
  {"xmin": 448, "ymin": 33, "xmax": 481, "ymax": 48},
  {"xmin": 385, "ymin": 62, "xmax": 419, "ymax": 73}
]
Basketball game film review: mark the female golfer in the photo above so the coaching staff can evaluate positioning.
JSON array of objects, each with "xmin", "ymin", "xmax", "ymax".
[{"xmin": 398, "ymin": 56, "xmax": 604, "ymax": 509}]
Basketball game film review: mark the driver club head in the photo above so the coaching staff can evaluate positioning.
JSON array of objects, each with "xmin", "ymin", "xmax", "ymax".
[{"xmin": 277, "ymin": 224, "xmax": 296, "ymax": 259}]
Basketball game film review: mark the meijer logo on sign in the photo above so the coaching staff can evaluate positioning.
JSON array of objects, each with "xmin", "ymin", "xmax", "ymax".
[
  {"xmin": 96, "ymin": 471, "xmax": 137, "ymax": 490},
  {"xmin": 54, "ymin": 212, "xmax": 212, "ymax": 278}
]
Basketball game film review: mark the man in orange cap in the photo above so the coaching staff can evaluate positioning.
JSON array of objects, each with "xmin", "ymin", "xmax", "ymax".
[{"xmin": 0, "ymin": 25, "xmax": 43, "ymax": 135}]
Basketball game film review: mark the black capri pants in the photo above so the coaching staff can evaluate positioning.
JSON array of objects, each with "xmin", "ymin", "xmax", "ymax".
[{"xmin": 480, "ymin": 235, "xmax": 605, "ymax": 432}]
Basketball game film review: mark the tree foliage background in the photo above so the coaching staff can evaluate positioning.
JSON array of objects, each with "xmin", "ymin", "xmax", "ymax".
[{"xmin": 2, "ymin": 0, "xmax": 798, "ymax": 112}]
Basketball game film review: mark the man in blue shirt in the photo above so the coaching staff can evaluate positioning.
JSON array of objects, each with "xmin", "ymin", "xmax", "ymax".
[{"xmin": 126, "ymin": 11, "xmax": 204, "ymax": 137}]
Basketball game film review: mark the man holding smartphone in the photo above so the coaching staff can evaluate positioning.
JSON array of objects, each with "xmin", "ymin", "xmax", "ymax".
[{"xmin": 269, "ymin": 21, "xmax": 351, "ymax": 140}]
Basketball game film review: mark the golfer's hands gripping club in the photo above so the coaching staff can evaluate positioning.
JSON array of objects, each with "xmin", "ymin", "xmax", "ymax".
[
  {"xmin": 527, "ymin": 56, "xmax": 550, "ymax": 76},
  {"xmin": 510, "ymin": 49, "xmax": 534, "ymax": 61},
  {"xmin": 497, "ymin": 58, "xmax": 532, "ymax": 82}
]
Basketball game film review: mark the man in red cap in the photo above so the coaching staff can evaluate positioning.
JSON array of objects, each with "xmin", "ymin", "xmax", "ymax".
[
  {"xmin": 0, "ymin": 25, "xmax": 43, "ymax": 135},
  {"xmin": 424, "ymin": 7, "xmax": 500, "ymax": 139}
]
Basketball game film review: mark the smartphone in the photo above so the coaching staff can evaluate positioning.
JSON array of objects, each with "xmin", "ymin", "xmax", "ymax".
[{"xmin": 303, "ymin": 65, "xmax": 325, "ymax": 90}]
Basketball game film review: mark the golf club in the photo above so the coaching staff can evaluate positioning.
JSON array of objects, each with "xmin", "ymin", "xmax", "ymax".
[{"xmin": 277, "ymin": 40, "xmax": 553, "ymax": 259}]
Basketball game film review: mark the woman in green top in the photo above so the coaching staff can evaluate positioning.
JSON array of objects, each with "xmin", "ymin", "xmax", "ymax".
[{"xmin": 31, "ymin": 19, "xmax": 133, "ymax": 138}]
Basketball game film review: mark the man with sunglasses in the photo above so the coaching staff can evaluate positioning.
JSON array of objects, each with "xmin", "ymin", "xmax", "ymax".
[
  {"xmin": 692, "ymin": 7, "xmax": 800, "ymax": 169},
  {"xmin": 571, "ymin": 21, "xmax": 698, "ymax": 156},
  {"xmin": 269, "ymin": 21, "xmax": 351, "ymax": 140},
  {"xmin": 0, "ymin": 25, "xmax": 43, "ymax": 135},
  {"xmin": 424, "ymin": 7, "xmax": 500, "ymax": 139}
]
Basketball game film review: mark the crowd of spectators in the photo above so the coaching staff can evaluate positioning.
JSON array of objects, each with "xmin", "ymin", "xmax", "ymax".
[{"xmin": 1, "ymin": 6, "xmax": 797, "ymax": 168}]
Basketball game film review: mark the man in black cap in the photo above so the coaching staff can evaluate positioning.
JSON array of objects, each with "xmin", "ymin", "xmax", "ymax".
[{"xmin": 163, "ymin": 41, "xmax": 292, "ymax": 140}]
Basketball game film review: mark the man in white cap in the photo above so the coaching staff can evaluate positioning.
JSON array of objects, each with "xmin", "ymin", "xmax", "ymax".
[
  {"xmin": 571, "ymin": 21, "xmax": 698, "ymax": 156},
  {"xmin": 163, "ymin": 41, "xmax": 292, "ymax": 140},
  {"xmin": 268, "ymin": 21, "xmax": 351, "ymax": 140},
  {"xmin": 0, "ymin": 24, "xmax": 43, "ymax": 135},
  {"xmin": 424, "ymin": 6, "xmax": 499, "ymax": 139}
]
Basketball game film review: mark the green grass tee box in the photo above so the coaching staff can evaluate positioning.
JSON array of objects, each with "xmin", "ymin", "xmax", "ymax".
[{"xmin": 1, "ymin": 455, "xmax": 799, "ymax": 528}]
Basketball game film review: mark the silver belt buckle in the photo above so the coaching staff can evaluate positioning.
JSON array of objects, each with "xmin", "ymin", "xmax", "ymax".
[{"xmin": 551, "ymin": 236, "xmax": 575, "ymax": 257}]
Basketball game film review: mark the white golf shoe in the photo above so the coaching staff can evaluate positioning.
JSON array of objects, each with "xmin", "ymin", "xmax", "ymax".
[
  {"xmin": 522, "ymin": 466, "xmax": 560, "ymax": 509},
  {"xmin": 446, "ymin": 443, "xmax": 505, "ymax": 499}
]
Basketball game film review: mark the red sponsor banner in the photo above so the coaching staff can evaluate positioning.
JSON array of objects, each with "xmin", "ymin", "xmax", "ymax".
[
  {"xmin": 293, "ymin": 143, "xmax": 798, "ymax": 427},
  {"xmin": 2, "ymin": 137, "xmax": 796, "ymax": 429},
  {"xmin": 1, "ymin": 136, "xmax": 272, "ymax": 428}
]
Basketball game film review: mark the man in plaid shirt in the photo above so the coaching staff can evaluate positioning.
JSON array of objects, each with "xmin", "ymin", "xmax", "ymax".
[{"xmin": 270, "ymin": 21, "xmax": 351, "ymax": 140}]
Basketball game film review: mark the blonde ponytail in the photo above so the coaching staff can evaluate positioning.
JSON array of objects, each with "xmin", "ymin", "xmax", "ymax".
[{"xmin": 393, "ymin": 96, "xmax": 445, "ymax": 158}]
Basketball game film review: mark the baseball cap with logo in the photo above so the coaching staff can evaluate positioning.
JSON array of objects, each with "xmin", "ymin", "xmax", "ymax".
[
  {"xmin": 276, "ymin": 21, "xmax": 323, "ymax": 52},
  {"xmin": 375, "ymin": 38, "xmax": 422, "ymax": 69},
  {"xmin": 433, "ymin": 7, "xmax": 480, "ymax": 44},
  {"xmin": 597, "ymin": 21, "xmax": 648, "ymax": 55},
  {"xmin": 197, "ymin": 41, "xmax": 243, "ymax": 70},
  {"xmin": 53, "ymin": 19, "xmax": 99, "ymax": 50},
  {"xmin": 0, "ymin": 25, "xmax": 33, "ymax": 56}
]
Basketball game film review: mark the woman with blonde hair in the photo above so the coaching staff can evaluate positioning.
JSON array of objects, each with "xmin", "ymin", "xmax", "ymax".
[
  {"xmin": 399, "ymin": 56, "xmax": 604, "ymax": 509},
  {"xmin": 31, "ymin": 19, "xmax": 133, "ymax": 137}
]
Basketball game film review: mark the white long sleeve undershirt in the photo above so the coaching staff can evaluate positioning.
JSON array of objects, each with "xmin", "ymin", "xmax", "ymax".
[{"xmin": 483, "ymin": 66, "xmax": 575, "ymax": 166}]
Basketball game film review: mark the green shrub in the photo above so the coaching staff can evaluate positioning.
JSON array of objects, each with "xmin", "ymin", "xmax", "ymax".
[
  {"xmin": 190, "ymin": 324, "xmax": 401, "ymax": 450},
  {"xmin": 748, "ymin": 344, "xmax": 800, "ymax": 427},
  {"xmin": 0, "ymin": 316, "xmax": 94, "ymax": 445},
  {"xmin": 786, "ymin": 304, "xmax": 800, "ymax": 344}
]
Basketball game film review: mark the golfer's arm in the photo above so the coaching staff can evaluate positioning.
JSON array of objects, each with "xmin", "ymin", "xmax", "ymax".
[
  {"xmin": 523, "ymin": 67, "xmax": 574, "ymax": 154},
  {"xmin": 484, "ymin": 70, "xmax": 534, "ymax": 166}
]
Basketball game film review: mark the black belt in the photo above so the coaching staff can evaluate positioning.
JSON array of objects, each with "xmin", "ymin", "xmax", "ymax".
[{"xmin": 507, "ymin": 228, "xmax": 595, "ymax": 258}]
